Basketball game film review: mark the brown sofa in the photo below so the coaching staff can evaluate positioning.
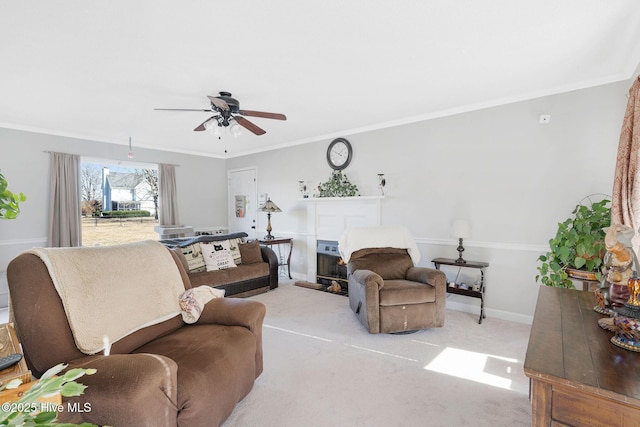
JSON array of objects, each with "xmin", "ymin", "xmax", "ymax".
[
  {"xmin": 7, "ymin": 240, "xmax": 266, "ymax": 427},
  {"xmin": 160, "ymin": 232, "xmax": 279, "ymax": 297},
  {"xmin": 347, "ymin": 247, "xmax": 446, "ymax": 333}
]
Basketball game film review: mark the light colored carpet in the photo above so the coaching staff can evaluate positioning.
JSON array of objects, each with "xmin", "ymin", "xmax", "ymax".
[{"xmin": 223, "ymin": 281, "xmax": 532, "ymax": 427}]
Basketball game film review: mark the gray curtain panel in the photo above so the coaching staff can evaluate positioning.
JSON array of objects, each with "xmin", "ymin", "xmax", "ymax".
[
  {"xmin": 48, "ymin": 152, "xmax": 81, "ymax": 247},
  {"xmin": 159, "ymin": 163, "xmax": 180, "ymax": 226}
]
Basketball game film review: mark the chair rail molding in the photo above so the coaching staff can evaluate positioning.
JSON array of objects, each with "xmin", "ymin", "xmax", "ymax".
[
  {"xmin": 0, "ymin": 237, "xmax": 47, "ymax": 309},
  {"xmin": 0, "ymin": 237, "xmax": 48, "ymax": 246},
  {"xmin": 415, "ymin": 237, "xmax": 547, "ymax": 253}
]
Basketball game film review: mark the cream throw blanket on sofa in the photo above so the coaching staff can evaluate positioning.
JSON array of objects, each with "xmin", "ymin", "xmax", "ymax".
[
  {"xmin": 338, "ymin": 225, "xmax": 421, "ymax": 264},
  {"xmin": 26, "ymin": 240, "xmax": 184, "ymax": 354}
]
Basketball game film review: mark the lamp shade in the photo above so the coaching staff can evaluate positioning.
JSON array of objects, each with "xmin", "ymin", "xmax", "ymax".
[
  {"xmin": 260, "ymin": 198, "xmax": 282, "ymax": 213},
  {"xmin": 452, "ymin": 219, "xmax": 471, "ymax": 239}
]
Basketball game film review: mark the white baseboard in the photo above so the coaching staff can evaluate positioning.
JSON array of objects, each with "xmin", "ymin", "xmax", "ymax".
[
  {"xmin": 290, "ymin": 272, "xmax": 306, "ymax": 281},
  {"xmin": 445, "ymin": 299, "xmax": 533, "ymax": 325}
]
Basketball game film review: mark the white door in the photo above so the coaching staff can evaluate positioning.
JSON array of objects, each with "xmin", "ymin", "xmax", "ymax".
[{"xmin": 228, "ymin": 168, "xmax": 258, "ymax": 239}]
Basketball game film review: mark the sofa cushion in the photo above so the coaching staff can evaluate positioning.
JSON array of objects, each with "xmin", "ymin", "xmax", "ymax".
[
  {"xmin": 133, "ymin": 324, "xmax": 257, "ymax": 426},
  {"xmin": 175, "ymin": 243, "xmax": 206, "ymax": 273},
  {"xmin": 188, "ymin": 263, "xmax": 269, "ymax": 288},
  {"xmin": 239, "ymin": 240, "xmax": 263, "ymax": 264},
  {"xmin": 202, "ymin": 240, "xmax": 237, "ymax": 271},
  {"xmin": 227, "ymin": 262, "xmax": 269, "ymax": 284},
  {"xmin": 349, "ymin": 248, "xmax": 414, "ymax": 280},
  {"xmin": 379, "ymin": 279, "xmax": 436, "ymax": 306},
  {"xmin": 229, "ymin": 238, "xmax": 243, "ymax": 265}
]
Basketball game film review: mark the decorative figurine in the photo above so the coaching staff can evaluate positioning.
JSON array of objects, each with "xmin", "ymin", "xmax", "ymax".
[
  {"xmin": 595, "ymin": 287, "xmax": 610, "ymax": 315},
  {"xmin": 608, "ymin": 267, "xmax": 640, "ymax": 352},
  {"xmin": 602, "ymin": 224, "xmax": 637, "ymax": 309},
  {"xmin": 628, "ymin": 272, "xmax": 640, "ymax": 306}
]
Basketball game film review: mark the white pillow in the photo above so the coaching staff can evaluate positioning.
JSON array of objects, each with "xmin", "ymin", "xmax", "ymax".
[
  {"xmin": 178, "ymin": 243, "xmax": 206, "ymax": 273},
  {"xmin": 228, "ymin": 238, "xmax": 243, "ymax": 265},
  {"xmin": 201, "ymin": 240, "xmax": 237, "ymax": 271}
]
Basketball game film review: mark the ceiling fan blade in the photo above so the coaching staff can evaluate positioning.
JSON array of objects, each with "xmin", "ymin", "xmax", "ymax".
[
  {"xmin": 234, "ymin": 116, "xmax": 266, "ymax": 135},
  {"xmin": 194, "ymin": 116, "xmax": 217, "ymax": 132},
  {"xmin": 154, "ymin": 108, "xmax": 211, "ymax": 112},
  {"xmin": 238, "ymin": 110, "xmax": 287, "ymax": 120},
  {"xmin": 207, "ymin": 96, "xmax": 230, "ymax": 111}
]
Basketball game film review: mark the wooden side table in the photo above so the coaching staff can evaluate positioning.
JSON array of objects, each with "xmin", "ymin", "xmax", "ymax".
[
  {"xmin": 524, "ymin": 286, "xmax": 640, "ymax": 426},
  {"xmin": 432, "ymin": 257, "xmax": 489, "ymax": 324},
  {"xmin": 0, "ymin": 323, "xmax": 30, "ymax": 387},
  {"xmin": 259, "ymin": 237, "xmax": 293, "ymax": 279},
  {"xmin": 0, "ymin": 379, "xmax": 62, "ymax": 406}
]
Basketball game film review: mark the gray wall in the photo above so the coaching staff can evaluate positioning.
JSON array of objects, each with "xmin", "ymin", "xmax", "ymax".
[
  {"xmin": 0, "ymin": 77, "xmax": 631, "ymax": 322},
  {"xmin": 227, "ymin": 79, "xmax": 631, "ymax": 323}
]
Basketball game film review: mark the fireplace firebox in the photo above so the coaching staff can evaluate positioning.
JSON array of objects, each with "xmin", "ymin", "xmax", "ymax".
[{"xmin": 316, "ymin": 240, "xmax": 348, "ymax": 295}]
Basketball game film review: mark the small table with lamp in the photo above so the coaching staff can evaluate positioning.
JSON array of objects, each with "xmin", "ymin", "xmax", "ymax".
[
  {"xmin": 431, "ymin": 257, "xmax": 489, "ymax": 324},
  {"xmin": 432, "ymin": 219, "xmax": 489, "ymax": 324},
  {"xmin": 258, "ymin": 198, "xmax": 292, "ymax": 278},
  {"xmin": 259, "ymin": 237, "xmax": 293, "ymax": 279}
]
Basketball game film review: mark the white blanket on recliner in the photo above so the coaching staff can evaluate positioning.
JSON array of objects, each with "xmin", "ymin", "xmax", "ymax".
[
  {"xmin": 338, "ymin": 225, "xmax": 421, "ymax": 264},
  {"xmin": 25, "ymin": 240, "xmax": 184, "ymax": 355}
]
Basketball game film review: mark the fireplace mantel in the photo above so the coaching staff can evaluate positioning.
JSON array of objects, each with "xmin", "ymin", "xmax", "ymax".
[
  {"xmin": 302, "ymin": 196, "xmax": 383, "ymax": 282},
  {"xmin": 298, "ymin": 195, "xmax": 384, "ymax": 202}
]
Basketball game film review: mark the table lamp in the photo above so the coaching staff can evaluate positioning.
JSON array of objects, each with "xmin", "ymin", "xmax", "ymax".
[
  {"xmin": 260, "ymin": 198, "xmax": 282, "ymax": 240},
  {"xmin": 452, "ymin": 219, "xmax": 471, "ymax": 264}
]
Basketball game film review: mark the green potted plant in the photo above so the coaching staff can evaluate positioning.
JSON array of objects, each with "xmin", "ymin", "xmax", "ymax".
[
  {"xmin": 0, "ymin": 171, "xmax": 26, "ymax": 220},
  {"xmin": 536, "ymin": 198, "xmax": 611, "ymax": 288},
  {"xmin": 318, "ymin": 171, "xmax": 359, "ymax": 197},
  {"xmin": 0, "ymin": 363, "xmax": 98, "ymax": 426}
]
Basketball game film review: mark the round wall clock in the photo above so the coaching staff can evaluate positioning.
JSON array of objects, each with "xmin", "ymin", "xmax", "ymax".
[{"xmin": 326, "ymin": 138, "xmax": 353, "ymax": 170}]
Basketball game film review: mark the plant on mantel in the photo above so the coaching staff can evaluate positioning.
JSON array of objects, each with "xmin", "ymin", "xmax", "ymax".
[
  {"xmin": 318, "ymin": 171, "xmax": 360, "ymax": 198},
  {"xmin": 536, "ymin": 198, "xmax": 611, "ymax": 288},
  {"xmin": 0, "ymin": 171, "xmax": 26, "ymax": 220}
]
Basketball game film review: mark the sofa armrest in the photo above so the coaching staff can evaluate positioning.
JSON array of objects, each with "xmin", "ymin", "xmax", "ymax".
[
  {"xmin": 350, "ymin": 269, "xmax": 384, "ymax": 290},
  {"xmin": 196, "ymin": 297, "xmax": 265, "ymax": 329},
  {"xmin": 195, "ymin": 297, "xmax": 266, "ymax": 376},
  {"xmin": 261, "ymin": 246, "xmax": 279, "ymax": 289},
  {"xmin": 348, "ymin": 269, "xmax": 384, "ymax": 333},
  {"xmin": 60, "ymin": 354, "xmax": 178, "ymax": 427},
  {"xmin": 406, "ymin": 267, "xmax": 445, "ymax": 287},
  {"xmin": 406, "ymin": 266, "xmax": 447, "ymax": 301}
]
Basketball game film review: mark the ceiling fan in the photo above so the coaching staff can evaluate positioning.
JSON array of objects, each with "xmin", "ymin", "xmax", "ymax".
[{"xmin": 155, "ymin": 91, "xmax": 286, "ymax": 136}]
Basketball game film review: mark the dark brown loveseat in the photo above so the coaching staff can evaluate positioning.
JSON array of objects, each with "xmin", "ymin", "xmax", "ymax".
[
  {"xmin": 160, "ymin": 232, "xmax": 279, "ymax": 297},
  {"xmin": 7, "ymin": 240, "xmax": 265, "ymax": 427}
]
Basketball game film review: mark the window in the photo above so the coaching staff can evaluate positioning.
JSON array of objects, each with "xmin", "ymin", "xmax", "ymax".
[{"xmin": 81, "ymin": 159, "xmax": 159, "ymax": 246}]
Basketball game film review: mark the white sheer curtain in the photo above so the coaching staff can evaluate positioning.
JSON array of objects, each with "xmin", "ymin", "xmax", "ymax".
[
  {"xmin": 158, "ymin": 163, "xmax": 180, "ymax": 226},
  {"xmin": 48, "ymin": 152, "xmax": 81, "ymax": 247}
]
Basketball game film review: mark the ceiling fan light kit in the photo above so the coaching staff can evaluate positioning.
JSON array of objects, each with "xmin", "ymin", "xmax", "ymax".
[
  {"xmin": 203, "ymin": 120, "xmax": 220, "ymax": 135},
  {"xmin": 155, "ymin": 91, "xmax": 286, "ymax": 137}
]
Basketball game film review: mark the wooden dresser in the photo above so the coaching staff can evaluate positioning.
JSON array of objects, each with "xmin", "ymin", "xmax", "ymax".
[{"xmin": 524, "ymin": 286, "xmax": 640, "ymax": 426}]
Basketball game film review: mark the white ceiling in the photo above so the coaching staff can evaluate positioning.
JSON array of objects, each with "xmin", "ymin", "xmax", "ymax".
[{"xmin": 2, "ymin": 1, "xmax": 640, "ymax": 159}]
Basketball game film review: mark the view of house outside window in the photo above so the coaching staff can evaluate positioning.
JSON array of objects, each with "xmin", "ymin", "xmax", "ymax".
[{"xmin": 81, "ymin": 161, "xmax": 159, "ymax": 246}]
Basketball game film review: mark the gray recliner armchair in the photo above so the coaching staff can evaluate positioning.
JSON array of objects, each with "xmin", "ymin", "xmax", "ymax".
[{"xmin": 340, "ymin": 226, "xmax": 446, "ymax": 334}]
